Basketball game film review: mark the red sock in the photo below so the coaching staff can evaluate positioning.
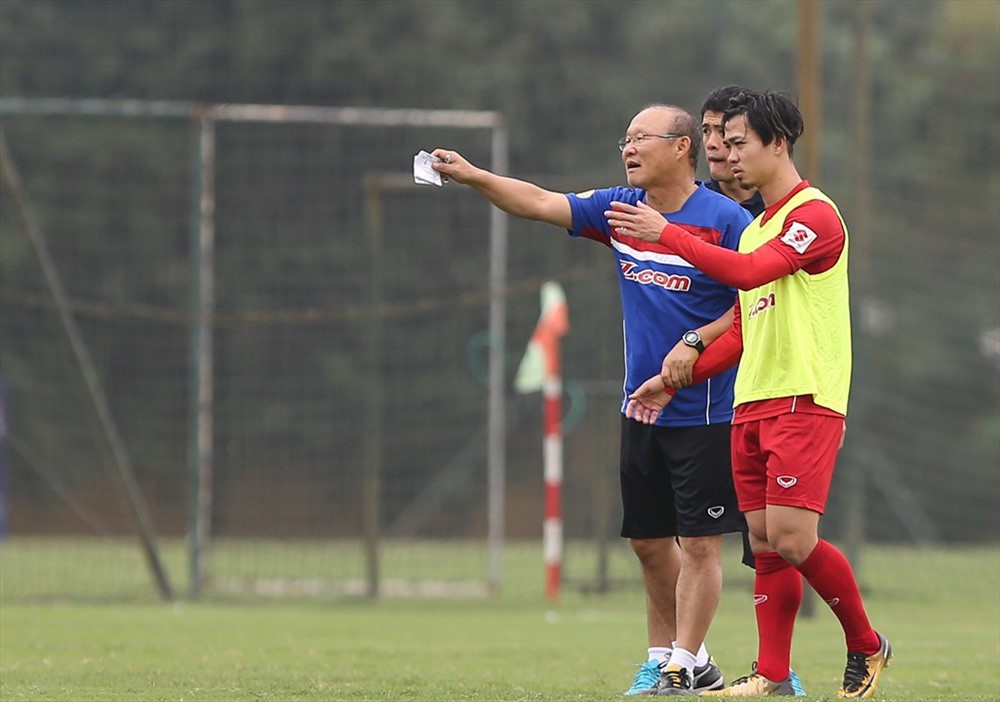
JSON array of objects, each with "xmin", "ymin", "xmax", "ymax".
[
  {"xmin": 795, "ymin": 539, "xmax": 879, "ymax": 654},
  {"xmin": 753, "ymin": 551, "xmax": 802, "ymax": 682}
]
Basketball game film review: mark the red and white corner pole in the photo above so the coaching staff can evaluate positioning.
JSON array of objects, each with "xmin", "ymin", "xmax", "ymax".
[
  {"xmin": 514, "ymin": 281, "xmax": 569, "ymax": 601},
  {"xmin": 543, "ymin": 350, "xmax": 563, "ymax": 601}
]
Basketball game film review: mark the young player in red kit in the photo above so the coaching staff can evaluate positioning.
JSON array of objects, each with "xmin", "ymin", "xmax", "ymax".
[{"xmin": 608, "ymin": 90, "xmax": 892, "ymax": 698}]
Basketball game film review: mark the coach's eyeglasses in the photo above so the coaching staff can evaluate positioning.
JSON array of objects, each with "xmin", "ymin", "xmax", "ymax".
[{"xmin": 618, "ymin": 133, "xmax": 683, "ymax": 152}]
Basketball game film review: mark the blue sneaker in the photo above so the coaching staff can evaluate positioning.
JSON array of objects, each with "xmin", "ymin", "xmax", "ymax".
[
  {"xmin": 624, "ymin": 660, "xmax": 662, "ymax": 696},
  {"xmin": 788, "ymin": 669, "xmax": 807, "ymax": 697}
]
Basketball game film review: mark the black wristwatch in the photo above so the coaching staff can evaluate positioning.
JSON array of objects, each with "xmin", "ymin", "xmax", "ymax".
[{"xmin": 682, "ymin": 330, "xmax": 705, "ymax": 353}]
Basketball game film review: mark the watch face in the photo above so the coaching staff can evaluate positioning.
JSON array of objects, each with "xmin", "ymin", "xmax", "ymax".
[{"xmin": 683, "ymin": 331, "xmax": 703, "ymax": 350}]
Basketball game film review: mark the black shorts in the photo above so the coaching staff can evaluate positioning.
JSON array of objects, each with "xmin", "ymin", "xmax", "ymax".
[{"xmin": 620, "ymin": 417, "xmax": 747, "ymax": 540}]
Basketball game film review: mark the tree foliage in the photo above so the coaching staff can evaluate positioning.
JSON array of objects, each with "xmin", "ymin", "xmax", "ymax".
[{"xmin": 1, "ymin": 0, "xmax": 997, "ymax": 542}]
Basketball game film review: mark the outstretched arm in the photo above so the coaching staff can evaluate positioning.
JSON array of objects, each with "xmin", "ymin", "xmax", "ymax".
[
  {"xmin": 605, "ymin": 201, "xmax": 793, "ymax": 289},
  {"xmin": 606, "ymin": 199, "xmax": 848, "ymax": 289},
  {"xmin": 432, "ymin": 149, "xmax": 572, "ymax": 228}
]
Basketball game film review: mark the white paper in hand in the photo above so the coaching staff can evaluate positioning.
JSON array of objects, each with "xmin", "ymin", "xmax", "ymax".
[{"xmin": 413, "ymin": 150, "xmax": 444, "ymax": 186}]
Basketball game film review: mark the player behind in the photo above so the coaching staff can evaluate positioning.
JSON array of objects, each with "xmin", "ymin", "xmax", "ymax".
[{"xmin": 701, "ymin": 85, "xmax": 765, "ymax": 215}]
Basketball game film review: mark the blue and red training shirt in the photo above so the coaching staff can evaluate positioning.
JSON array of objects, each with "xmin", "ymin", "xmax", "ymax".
[{"xmin": 566, "ymin": 183, "xmax": 751, "ymax": 427}]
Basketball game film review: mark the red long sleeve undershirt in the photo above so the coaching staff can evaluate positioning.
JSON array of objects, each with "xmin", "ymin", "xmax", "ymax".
[
  {"xmin": 658, "ymin": 222, "xmax": 795, "ymax": 290},
  {"xmin": 692, "ymin": 300, "xmax": 743, "ymax": 384},
  {"xmin": 663, "ymin": 300, "xmax": 743, "ymax": 395}
]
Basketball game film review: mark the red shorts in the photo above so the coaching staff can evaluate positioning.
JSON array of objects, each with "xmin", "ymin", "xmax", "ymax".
[{"xmin": 731, "ymin": 413, "xmax": 846, "ymax": 514}]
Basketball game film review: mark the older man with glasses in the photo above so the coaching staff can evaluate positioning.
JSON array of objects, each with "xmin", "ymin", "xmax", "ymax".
[{"xmin": 432, "ymin": 103, "xmax": 752, "ymax": 697}]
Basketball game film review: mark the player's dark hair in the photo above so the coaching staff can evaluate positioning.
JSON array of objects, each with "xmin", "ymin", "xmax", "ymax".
[
  {"xmin": 700, "ymin": 85, "xmax": 751, "ymax": 118},
  {"xmin": 723, "ymin": 89, "xmax": 804, "ymax": 154}
]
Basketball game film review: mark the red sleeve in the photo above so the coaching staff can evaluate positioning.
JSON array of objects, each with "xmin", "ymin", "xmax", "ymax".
[
  {"xmin": 657, "ymin": 198, "xmax": 846, "ymax": 286},
  {"xmin": 769, "ymin": 199, "xmax": 845, "ymax": 275},
  {"xmin": 658, "ymin": 223, "xmax": 794, "ymax": 289},
  {"xmin": 691, "ymin": 299, "xmax": 743, "ymax": 384},
  {"xmin": 663, "ymin": 300, "xmax": 743, "ymax": 393}
]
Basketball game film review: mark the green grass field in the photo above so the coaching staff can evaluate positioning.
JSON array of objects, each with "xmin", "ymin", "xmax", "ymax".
[{"xmin": 1, "ymin": 541, "xmax": 998, "ymax": 701}]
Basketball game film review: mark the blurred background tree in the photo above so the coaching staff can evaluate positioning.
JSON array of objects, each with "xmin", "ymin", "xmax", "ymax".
[{"xmin": 1, "ymin": 0, "xmax": 997, "ymax": 560}]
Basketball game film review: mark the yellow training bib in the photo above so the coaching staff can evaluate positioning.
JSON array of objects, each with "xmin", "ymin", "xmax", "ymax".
[{"xmin": 734, "ymin": 187, "xmax": 851, "ymax": 415}]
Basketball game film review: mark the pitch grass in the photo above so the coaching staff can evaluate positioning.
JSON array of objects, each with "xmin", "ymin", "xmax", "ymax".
[{"xmin": 1, "ymin": 545, "xmax": 998, "ymax": 701}]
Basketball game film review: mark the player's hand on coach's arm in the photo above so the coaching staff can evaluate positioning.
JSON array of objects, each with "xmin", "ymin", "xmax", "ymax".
[
  {"xmin": 660, "ymin": 340, "xmax": 699, "ymax": 389},
  {"xmin": 625, "ymin": 375, "xmax": 674, "ymax": 425},
  {"xmin": 605, "ymin": 200, "xmax": 668, "ymax": 243}
]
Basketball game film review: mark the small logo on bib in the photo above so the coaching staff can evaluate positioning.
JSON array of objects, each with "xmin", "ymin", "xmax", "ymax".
[{"xmin": 781, "ymin": 221, "xmax": 818, "ymax": 254}]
